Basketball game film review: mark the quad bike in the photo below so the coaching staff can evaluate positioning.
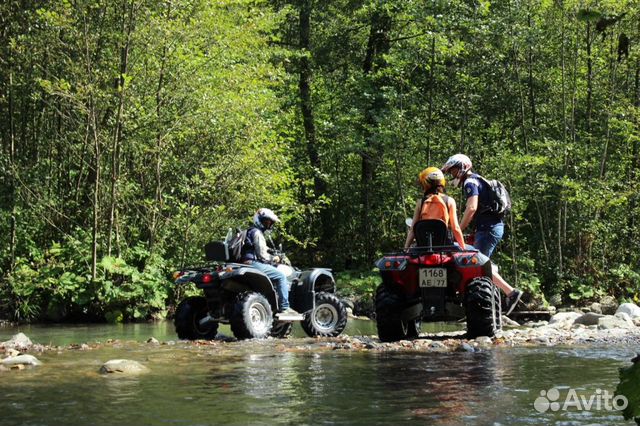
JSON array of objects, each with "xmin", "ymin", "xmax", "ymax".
[
  {"xmin": 375, "ymin": 219, "xmax": 502, "ymax": 342},
  {"xmin": 172, "ymin": 230, "xmax": 348, "ymax": 340}
]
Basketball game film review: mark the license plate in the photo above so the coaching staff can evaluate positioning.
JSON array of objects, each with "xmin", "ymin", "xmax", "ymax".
[{"xmin": 419, "ymin": 268, "xmax": 447, "ymax": 288}]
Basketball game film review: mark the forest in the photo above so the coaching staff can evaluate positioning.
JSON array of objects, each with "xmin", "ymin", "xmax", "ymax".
[{"xmin": 1, "ymin": 0, "xmax": 639, "ymax": 322}]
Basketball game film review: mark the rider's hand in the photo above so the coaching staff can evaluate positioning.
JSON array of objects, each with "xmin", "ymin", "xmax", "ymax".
[{"xmin": 273, "ymin": 255, "xmax": 281, "ymax": 264}]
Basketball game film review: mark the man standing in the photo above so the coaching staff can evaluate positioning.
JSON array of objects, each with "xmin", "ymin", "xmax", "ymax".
[{"xmin": 441, "ymin": 154, "xmax": 522, "ymax": 314}]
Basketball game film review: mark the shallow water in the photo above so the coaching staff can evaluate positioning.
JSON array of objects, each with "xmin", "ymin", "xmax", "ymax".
[{"xmin": 0, "ymin": 320, "xmax": 636, "ymax": 426}]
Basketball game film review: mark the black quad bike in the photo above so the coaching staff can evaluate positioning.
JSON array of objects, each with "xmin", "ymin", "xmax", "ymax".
[
  {"xmin": 172, "ymin": 231, "xmax": 348, "ymax": 340},
  {"xmin": 374, "ymin": 219, "xmax": 502, "ymax": 342}
]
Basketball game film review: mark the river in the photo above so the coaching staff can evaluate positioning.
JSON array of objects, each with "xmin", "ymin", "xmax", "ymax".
[{"xmin": 0, "ymin": 320, "xmax": 635, "ymax": 425}]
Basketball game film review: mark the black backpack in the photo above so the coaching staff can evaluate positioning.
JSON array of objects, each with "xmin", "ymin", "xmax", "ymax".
[
  {"xmin": 477, "ymin": 176, "xmax": 512, "ymax": 217},
  {"xmin": 226, "ymin": 228, "xmax": 248, "ymax": 262}
]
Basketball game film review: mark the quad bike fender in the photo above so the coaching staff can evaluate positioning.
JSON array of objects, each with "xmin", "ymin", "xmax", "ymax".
[
  {"xmin": 290, "ymin": 268, "xmax": 336, "ymax": 313},
  {"xmin": 221, "ymin": 267, "xmax": 278, "ymax": 311}
]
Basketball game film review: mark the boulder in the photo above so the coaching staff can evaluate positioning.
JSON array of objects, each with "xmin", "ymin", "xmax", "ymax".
[
  {"xmin": 548, "ymin": 312, "xmax": 582, "ymax": 328},
  {"xmin": 614, "ymin": 312, "xmax": 636, "ymax": 327},
  {"xmin": 599, "ymin": 295, "xmax": 618, "ymax": 315},
  {"xmin": 99, "ymin": 359, "xmax": 148, "ymax": 375},
  {"xmin": 589, "ymin": 302, "xmax": 603, "ymax": 315},
  {"xmin": 1, "ymin": 354, "xmax": 42, "ymax": 366},
  {"xmin": 474, "ymin": 336, "xmax": 493, "ymax": 348},
  {"xmin": 616, "ymin": 303, "xmax": 640, "ymax": 320},
  {"xmin": 501, "ymin": 315, "xmax": 520, "ymax": 327},
  {"xmin": 598, "ymin": 315, "xmax": 636, "ymax": 330},
  {"xmin": 1, "ymin": 333, "xmax": 33, "ymax": 350},
  {"xmin": 574, "ymin": 312, "xmax": 604, "ymax": 326},
  {"xmin": 548, "ymin": 294, "xmax": 562, "ymax": 307}
]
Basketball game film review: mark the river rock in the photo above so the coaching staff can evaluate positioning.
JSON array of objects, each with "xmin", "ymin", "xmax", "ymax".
[
  {"xmin": 548, "ymin": 312, "xmax": 581, "ymax": 328},
  {"xmin": 146, "ymin": 337, "xmax": 159, "ymax": 344},
  {"xmin": 502, "ymin": 315, "xmax": 520, "ymax": 327},
  {"xmin": 589, "ymin": 303, "xmax": 603, "ymax": 314},
  {"xmin": 459, "ymin": 342, "xmax": 475, "ymax": 352},
  {"xmin": 548, "ymin": 294, "xmax": 562, "ymax": 307},
  {"xmin": 598, "ymin": 315, "xmax": 636, "ymax": 330},
  {"xmin": 599, "ymin": 296, "xmax": 618, "ymax": 315},
  {"xmin": 616, "ymin": 303, "xmax": 640, "ymax": 319},
  {"xmin": 1, "ymin": 354, "xmax": 42, "ymax": 366},
  {"xmin": 100, "ymin": 359, "xmax": 148, "ymax": 375},
  {"xmin": 614, "ymin": 312, "xmax": 636, "ymax": 327},
  {"xmin": 474, "ymin": 336, "xmax": 493, "ymax": 348},
  {"xmin": 574, "ymin": 312, "xmax": 604, "ymax": 326},
  {"xmin": 1, "ymin": 333, "xmax": 33, "ymax": 350}
]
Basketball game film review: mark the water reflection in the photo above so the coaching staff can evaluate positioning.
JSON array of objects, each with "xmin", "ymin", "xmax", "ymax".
[{"xmin": 0, "ymin": 322, "xmax": 637, "ymax": 426}]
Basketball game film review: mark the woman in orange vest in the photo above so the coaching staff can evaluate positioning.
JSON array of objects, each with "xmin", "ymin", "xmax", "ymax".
[
  {"xmin": 404, "ymin": 167, "xmax": 522, "ymax": 314},
  {"xmin": 404, "ymin": 167, "xmax": 465, "ymax": 250}
]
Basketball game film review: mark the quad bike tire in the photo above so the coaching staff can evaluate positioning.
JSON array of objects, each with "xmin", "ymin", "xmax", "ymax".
[
  {"xmin": 230, "ymin": 292, "xmax": 273, "ymax": 339},
  {"xmin": 301, "ymin": 292, "xmax": 348, "ymax": 337},
  {"xmin": 271, "ymin": 321, "xmax": 293, "ymax": 338},
  {"xmin": 175, "ymin": 296, "xmax": 218, "ymax": 340},
  {"xmin": 465, "ymin": 277, "xmax": 502, "ymax": 338},
  {"xmin": 375, "ymin": 284, "xmax": 421, "ymax": 342}
]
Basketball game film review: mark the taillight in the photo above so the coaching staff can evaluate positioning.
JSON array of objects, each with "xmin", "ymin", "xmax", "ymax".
[{"xmin": 201, "ymin": 273, "xmax": 213, "ymax": 284}]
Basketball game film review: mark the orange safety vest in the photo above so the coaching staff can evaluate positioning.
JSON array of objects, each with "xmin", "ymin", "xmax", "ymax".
[{"xmin": 419, "ymin": 193, "xmax": 450, "ymax": 226}]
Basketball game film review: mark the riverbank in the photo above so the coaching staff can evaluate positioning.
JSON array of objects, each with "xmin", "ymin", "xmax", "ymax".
[{"xmin": 3, "ymin": 310, "xmax": 640, "ymax": 365}]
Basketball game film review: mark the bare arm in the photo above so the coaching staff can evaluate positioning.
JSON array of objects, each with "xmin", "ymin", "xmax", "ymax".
[
  {"xmin": 404, "ymin": 199, "xmax": 422, "ymax": 250},
  {"xmin": 459, "ymin": 195, "xmax": 478, "ymax": 231},
  {"xmin": 447, "ymin": 197, "xmax": 466, "ymax": 248}
]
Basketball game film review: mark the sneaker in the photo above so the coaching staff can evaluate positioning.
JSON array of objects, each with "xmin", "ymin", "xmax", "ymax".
[{"xmin": 504, "ymin": 289, "xmax": 523, "ymax": 315}]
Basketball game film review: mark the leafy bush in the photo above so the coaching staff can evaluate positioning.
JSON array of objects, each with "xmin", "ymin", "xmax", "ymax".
[
  {"xmin": 335, "ymin": 269, "xmax": 379, "ymax": 298},
  {"xmin": 0, "ymin": 236, "xmax": 171, "ymax": 323}
]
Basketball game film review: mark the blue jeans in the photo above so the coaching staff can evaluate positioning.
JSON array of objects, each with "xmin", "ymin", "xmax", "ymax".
[
  {"xmin": 247, "ymin": 261, "xmax": 290, "ymax": 310},
  {"xmin": 474, "ymin": 223, "xmax": 504, "ymax": 258}
]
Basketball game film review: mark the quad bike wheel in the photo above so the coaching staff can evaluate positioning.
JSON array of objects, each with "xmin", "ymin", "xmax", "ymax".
[
  {"xmin": 375, "ymin": 284, "xmax": 421, "ymax": 342},
  {"xmin": 301, "ymin": 292, "xmax": 348, "ymax": 337},
  {"xmin": 465, "ymin": 277, "xmax": 502, "ymax": 338},
  {"xmin": 175, "ymin": 296, "xmax": 219, "ymax": 340},
  {"xmin": 270, "ymin": 321, "xmax": 293, "ymax": 338},
  {"xmin": 230, "ymin": 292, "xmax": 273, "ymax": 339}
]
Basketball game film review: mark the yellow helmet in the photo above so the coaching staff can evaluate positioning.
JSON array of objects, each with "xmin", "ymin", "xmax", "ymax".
[{"xmin": 418, "ymin": 167, "xmax": 446, "ymax": 191}]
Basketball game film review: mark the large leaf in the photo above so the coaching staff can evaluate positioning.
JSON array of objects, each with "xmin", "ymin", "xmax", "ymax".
[{"xmin": 616, "ymin": 355, "xmax": 640, "ymax": 424}]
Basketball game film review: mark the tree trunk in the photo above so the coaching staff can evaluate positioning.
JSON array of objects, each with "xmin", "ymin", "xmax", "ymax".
[
  {"xmin": 426, "ymin": 36, "xmax": 435, "ymax": 164},
  {"xmin": 9, "ymin": 72, "xmax": 16, "ymax": 270},
  {"xmin": 108, "ymin": 0, "xmax": 135, "ymax": 257},
  {"xmin": 298, "ymin": 0, "xmax": 328, "ymax": 243},
  {"xmin": 508, "ymin": 1, "xmax": 528, "ymax": 152},
  {"xmin": 527, "ymin": 13, "xmax": 537, "ymax": 129},
  {"xmin": 150, "ymin": 2, "xmax": 170, "ymax": 252},
  {"xmin": 360, "ymin": 8, "xmax": 391, "ymax": 263},
  {"xmin": 586, "ymin": 20, "xmax": 593, "ymax": 135}
]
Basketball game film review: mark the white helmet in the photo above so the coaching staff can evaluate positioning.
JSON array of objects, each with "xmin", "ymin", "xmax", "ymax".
[
  {"xmin": 441, "ymin": 154, "xmax": 473, "ymax": 187},
  {"xmin": 253, "ymin": 208, "xmax": 280, "ymax": 231}
]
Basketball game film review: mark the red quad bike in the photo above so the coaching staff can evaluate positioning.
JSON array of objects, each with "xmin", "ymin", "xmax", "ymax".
[
  {"xmin": 375, "ymin": 219, "xmax": 502, "ymax": 342},
  {"xmin": 172, "ymin": 231, "xmax": 348, "ymax": 340}
]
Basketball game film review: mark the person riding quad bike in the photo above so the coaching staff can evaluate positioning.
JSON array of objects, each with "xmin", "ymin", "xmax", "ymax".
[{"xmin": 172, "ymin": 208, "xmax": 348, "ymax": 340}]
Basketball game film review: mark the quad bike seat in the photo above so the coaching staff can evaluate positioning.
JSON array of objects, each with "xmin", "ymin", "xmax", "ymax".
[
  {"xmin": 204, "ymin": 241, "xmax": 229, "ymax": 262},
  {"xmin": 413, "ymin": 219, "xmax": 451, "ymax": 248}
]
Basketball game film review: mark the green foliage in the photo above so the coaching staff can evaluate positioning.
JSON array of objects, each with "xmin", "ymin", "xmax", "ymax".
[
  {"xmin": 3, "ymin": 0, "xmax": 640, "ymax": 322},
  {"xmin": 616, "ymin": 358, "xmax": 640, "ymax": 424},
  {"xmin": 0, "ymin": 237, "xmax": 171, "ymax": 322},
  {"xmin": 335, "ymin": 270, "xmax": 380, "ymax": 298}
]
